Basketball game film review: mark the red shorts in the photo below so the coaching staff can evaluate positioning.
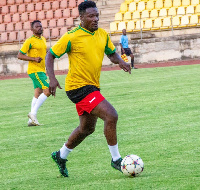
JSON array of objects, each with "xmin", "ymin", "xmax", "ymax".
[{"xmin": 76, "ymin": 91, "xmax": 105, "ymax": 116}]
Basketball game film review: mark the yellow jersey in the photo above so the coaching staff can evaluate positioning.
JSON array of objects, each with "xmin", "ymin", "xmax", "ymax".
[
  {"xmin": 50, "ymin": 25, "xmax": 116, "ymax": 91},
  {"xmin": 20, "ymin": 35, "xmax": 47, "ymax": 74}
]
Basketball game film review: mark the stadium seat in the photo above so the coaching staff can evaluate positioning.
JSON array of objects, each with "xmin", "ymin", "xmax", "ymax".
[
  {"xmin": 141, "ymin": 10, "xmax": 150, "ymax": 19},
  {"xmin": 182, "ymin": 0, "xmax": 190, "ymax": 6},
  {"xmin": 110, "ymin": 22, "xmax": 117, "ymax": 32},
  {"xmin": 150, "ymin": 9, "xmax": 158, "ymax": 18},
  {"xmin": 60, "ymin": 27, "xmax": 68, "ymax": 35},
  {"xmin": 29, "ymin": 12, "xmax": 37, "ymax": 21},
  {"xmin": 49, "ymin": 20, "xmax": 57, "ymax": 28},
  {"xmin": 164, "ymin": 0, "xmax": 172, "ymax": 8},
  {"xmin": 41, "ymin": 20, "xmax": 48, "ymax": 28},
  {"xmin": 138, "ymin": 1, "xmax": 146, "ymax": 11},
  {"xmin": 43, "ymin": 2, "xmax": 51, "ymax": 10},
  {"xmin": 26, "ymin": 30, "xmax": 33, "ymax": 38},
  {"xmin": 63, "ymin": 9, "xmax": 71, "ymax": 18},
  {"xmin": 18, "ymin": 31, "xmax": 25, "ymax": 41},
  {"xmin": 43, "ymin": 28, "xmax": 50, "ymax": 39},
  {"xmin": 4, "ymin": 15, "xmax": 12, "ymax": 23},
  {"xmin": 118, "ymin": 21, "xmax": 126, "ymax": 31},
  {"xmin": 195, "ymin": 4, "xmax": 200, "ymax": 13},
  {"xmin": 133, "ymin": 11, "xmax": 140, "ymax": 19},
  {"xmin": 173, "ymin": 0, "xmax": 181, "ymax": 7},
  {"xmin": 1, "ymin": 32, "xmax": 8, "ymax": 43},
  {"xmin": 0, "ymin": 0, "xmax": 6, "ymax": 6},
  {"xmin": 9, "ymin": 31, "xmax": 17, "ymax": 42},
  {"xmin": 191, "ymin": 0, "xmax": 199, "ymax": 5},
  {"xmin": 32, "ymin": 0, "xmax": 40, "ymax": 3},
  {"xmin": 6, "ymin": 23, "xmax": 14, "ymax": 32},
  {"xmin": 161, "ymin": 16, "xmax": 171, "ymax": 29},
  {"xmin": 127, "ymin": 20, "xmax": 135, "ymax": 31},
  {"xmin": 77, "ymin": 0, "xmax": 84, "ymax": 5},
  {"xmin": 143, "ymin": 19, "xmax": 153, "ymax": 30},
  {"xmin": 124, "ymin": 12, "xmax": 132, "ymax": 20},
  {"xmin": 24, "ymin": 22, "xmax": 31, "ymax": 30},
  {"xmin": 7, "ymin": 0, "xmax": 15, "ymax": 5},
  {"xmin": 66, "ymin": 17, "xmax": 74, "ymax": 28},
  {"xmin": 52, "ymin": 1, "xmax": 60, "ymax": 10},
  {"xmin": 125, "ymin": 0, "xmax": 134, "ymax": 3},
  {"xmin": 189, "ymin": 14, "xmax": 199, "ymax": 25},
  {"xmin": 24, "ymin": 0, "xmax": 32, "ymax": 3},
  {"xmin": 71, "ymin": 7, "xmax": 79, "ymax": 18},
  {"xmin": 69, "ymin": 0, "xmax": 76, "ymax": 8},
  {"xmin": 10, "ymin": 5, "xmax": 18, "ymax": 14},
  {"xmin": 180, "ymin": 15, "xmax": 189, "ymax": 27},
  {"xmin": 41, "ymin": 0, "xmax": 49, "ymax": 2},
  {"xmin": 1, "ymin": 6, "xmax": 9, "ymax": 15},
  {"xmin": 12, "ymin": 13, "xmax": 20, "ymax": 23},
  {"xmin": 152, "ymin": 17, "xmax": 162, "ymax": 29},
  {"xmin": 35, "ymin": 2, "xmax": 43, "ymax": 11},
  {"xmin": 46, "ymin": 10, "xmax": 54, "ymax": 19},
  {"xmin": 18, "ymin": 4, "xmax": 26, "ymax": 13},
  {"xmin": 0, "ymin": 15, "xmax": 2, "ymax": 24},
  {"xmin": 115, "ymin": 12, "xmax": 123, "ymax": 21},
  {"xmin": 186, "ymin": 6, "xmax": 195, "ymax": 14},
  {"xmin": 54, "ymin": 9, "xmax": 63, "ymax": 19},
  {"xmin": 0, "ymin": 23, "xmax": 5, "ymax": 32},
  {"xmin": 159, "ymin": 8, "xmax": 168, "ymax": 17},
  {"xmin": 129, "ymin": 2, "xmax": 137, "ymax": 12},
  {"xmin": 21, "ymin": 12, "xmax": 29, "ymax": 22},
  {"xmin": 146, "ymin": 0, "xmax": 154, "ymax": 10},
  {"xmin": 37, "ymin": 11, "xmax": 45, "ymax": 20},
  {"xmin": 57, "ymin": 18, "xmax": 65, "ymax": 27},
  {"xmin": 60, "ymin": 0, "xmax": 68, "ymax": 9},
  {"xmin": 27, "ymin": 4, "xmax": 35, "ymax": 12},
  {"xmin": 15, "ymin": 22, "xmax": 23, "ymax": 31},
  {"xmin": 177, "ymin": 7, "xmax": 185, "ymax": 15},
  {"xmin": 135, "ymin": 20, "xmax": 144, "ymax": 31},
  {"xmin": 172, "ymin": 16, "xmax": 180, "ymax": 27},
  {"xmin": 120, "ymin": 2, "xmax": 128, "ymax": 13},
  {"xmin": 16, "ymin": 0, "xmax": 23, "ymax": 4},
  {"xmin": 168, "ymin": 7, "xmax": 177, "ymax": 16},
  {"xmin": 155, "ymin": 0, "xmax": 164, "ymax": 9},
  {"xmin": 51, "ymin": 28, "xmax": 59, "ymax": 38}
]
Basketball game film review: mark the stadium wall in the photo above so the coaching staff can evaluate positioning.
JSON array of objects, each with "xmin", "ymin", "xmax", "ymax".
[{"xmin": 1, "ymin": 33, "xmax": 200, "ymax": 75}]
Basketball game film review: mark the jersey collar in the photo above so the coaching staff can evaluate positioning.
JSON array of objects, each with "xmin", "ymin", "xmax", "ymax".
[
  {"xmin": 78, "ymin": 24, "xmax": 96, "ymax": 35},
  {"xmin": 33, "ymin": 35, "xmax": 42, "ymax": 40}
]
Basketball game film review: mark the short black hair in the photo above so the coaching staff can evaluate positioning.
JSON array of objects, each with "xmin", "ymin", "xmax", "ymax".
[
  {"xmin": 78, "ymin": 1, "xmax": 97, "ymax": 15},
  {"xmin": 31, "ymin": 20, "xmax": 41, "ymax": 28}
]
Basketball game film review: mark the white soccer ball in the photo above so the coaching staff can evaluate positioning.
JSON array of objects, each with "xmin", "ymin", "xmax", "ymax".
[{"xmin": 121, "ymin": 154, "xmax": 144, "ymax": 177}]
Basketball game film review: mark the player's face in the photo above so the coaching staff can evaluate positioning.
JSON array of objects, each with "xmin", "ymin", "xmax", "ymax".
[
  {"xmin": 81, "ymin": 7, "xmax": 99, "ymax": 32},
  {"xmin": 32, "ymin": 22, "xmax": 43, "ymax": 36},
  {"xmin": 122, "ymin": 29, "xmax": 126, "ymax": 35}
]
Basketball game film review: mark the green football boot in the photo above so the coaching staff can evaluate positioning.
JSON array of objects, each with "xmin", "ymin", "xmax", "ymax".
[
  {"xmin": 51, "ymin": 151, "xmax": 69, "ymax": 177},
  {"xmin": 111, "ymin": 157, "xmax": 123, "ymax": 172}
]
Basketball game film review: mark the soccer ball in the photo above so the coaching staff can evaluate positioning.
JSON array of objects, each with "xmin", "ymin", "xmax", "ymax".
[{"xmin": 121, "ymin": 154, "xmax": 144, "ymax": 177}]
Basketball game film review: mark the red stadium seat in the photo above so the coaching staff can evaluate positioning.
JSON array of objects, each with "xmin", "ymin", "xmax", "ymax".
[
  {"xmin": 35, "ymin": 2, "xmax": 43, "ymax": 11},
  {"xmin": 21, "ymin": 12, "xmax": 29, "ymax": 22},
  {"xmin": 77, "ymin": 0, "xmax": 84, "ymax": 5},
  {"xmin": 15, "ymin": 22, "xmax": 23, "ymax": 31},
  {"xmin": 60, "ymin": 0, "xmax": 68, "ymax": 9},
  {"xmin": 41, "ymin": 0, "xmax": 49, "ymax": 2},
  {"xmin": 43, "ymin": 2, "xmax": 51, "ymax": 10},
  {"xmin": 69, "ymin": 0, "xmax": 76, "ymax": 8},
  {"xmin": 18, "ymin": 4, "xmax": 26, "ymax": 13},
  {"xmin": 54, "ymin": 9, "xmax": 62, "ymax": 19},
  {"xmin": 0, "ymin": 32, "xmax": 8, "ymax": 43},
  {"xmin": 49, "ymin": 20, "xmax": 57, "ymax": 28},
  {"xmin": 10, "ymin": 5, "xmax": 18, "ymax": 14},
  {"xmin": 18, "ymin": 31, "xmax": 25, "ymax": 41},
  {"xmin": 66, "ymin": 17, "xmax": 74, "ymax": 28},
  {"xmin": 24, "ymin": 21, "xmax": 31, "ymax": 30},
  {"xmin": 43, "ymin": 28, "xmax": 50, "ymax": 39},
  {"xmin": 52, "ymin": 1, "xmax": 60, "ymax": 10},
  {"xmin": 29, "ymin": 12, "xmax": 37, "ymax": 21},
  {"xmin": 0, "ymin": 15, "xmax": 2, "ymax": 24},
  {"xmin": 63, "ymin": 9, "xmax": 70, "ymax": 18},
  {"xmin": 0, "ymin": 24, "xmax": 6, "ymax": 32},
  {"xmin": 37, "ymin": 11, "xmax": 45, "ymax": 20},
  {"xmin": 16, "ymin": 0, "xmax": 23, "ymax": 4},
  {"xmin": 1, "ymin": 6, "xmax": 9, "ymax": 15},
  {"xmin": 32, "ymin": 0, "xmax": 40, "ymax": 2},
  {"xmin": 4, "ymin": 15, "xmax": 12, "ymax": 23},
  {"xmin": 24, "ymin": 0, "xmax": 32, "ymax": 3},
  {"xmin": 46, "ymin": 10, "xmax": 54, "ymax": 19},
  {"xmin": 41, "ymin": 20, "xmax": 48, "ymax": 28},
  {"xmin": 0, "ymin": 0, "xmax": 6, "ymax": 6},
  {"xmin": 26, "ymin": 30, "xmax": 33, "ymax": 38},
  {"xmin": 51, "ymin": 28, "xmax": 59, "ymax": 38},
  {"xmin": 12, "ymin": 13, "xmax": 20, "ymax": 23},
  {"xmin": 27, "ymin": 4, "xmax": 35, "ymax": 12},
  {"xmin": 7, "ymin": 0, "xmax": 15, "ymax": 5},
  {"xmin": 6, "ymin": 23, "xmax": 14, "ymax": 32},
  {"xmin": 57, "ymin": 18, "xmax": 65, "ymax": 27},
  {"xmin": 9, "ymin": 31, "xmax": 17, "ymax": 42},
  {"xmin": 60, "ymin": 27, "xmax": 68, "ymax": 36},
  {"xmin": 71, "ymin": 7, "xmax": 79, "ymax": 18}
]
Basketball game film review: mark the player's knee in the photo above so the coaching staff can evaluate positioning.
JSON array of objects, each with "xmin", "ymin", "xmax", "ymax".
[
  {"xmin": 106, "ymin": 111, "xmax": 118, "ymax": 125},
  {"xmin": 80, "ymin": 126, "xmax": 95, "ymax": 136}
]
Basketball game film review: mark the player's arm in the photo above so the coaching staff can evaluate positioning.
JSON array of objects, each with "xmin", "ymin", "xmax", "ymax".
[
  {"xmin": 119, "ymin": 43, "xmax": 125, "ymax": 54},
  {"xmin": 45, "ymin": 51, "xmax": 62, "ymax": 97},
  {"xmin": 17, "ymin": 52, "xmax": 42, "ymax": 63},
  {"xmin": 107, "ymin": 52, "xmax": 131, "ymax": 74}
]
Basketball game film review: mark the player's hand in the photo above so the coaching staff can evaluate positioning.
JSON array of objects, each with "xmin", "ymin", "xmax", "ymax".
[
  {"xmin": 34, "ymin": 57, "xmax": 43, "ymax": 63},
  {"xmin": 122, "ymin": 49, "xmax": 125, "ymax": 54},
  {"xmin": 49, "ymin": 78, "xmax": 62, "ymax": 97},
  {"xmin": 119, "ymin": 61, "xmax": 131, "ymax": 74}
]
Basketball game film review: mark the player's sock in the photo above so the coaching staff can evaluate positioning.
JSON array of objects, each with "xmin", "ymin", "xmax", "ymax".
[
  {"xmin": 31, "ymin": 93, "xmax": 47, "ymax": 116},
  {"xmin": 108, "ymin": 143, "xmax": 121, "ymax": 161},
  {"xmin": 131, "ymin": 60, "xmax": 134, "ymax": 68},
  {"xmin": 29, "ymin": 97, "xmax": 37, "ymax": 122},
  {"xmin": 60, "ymin": 144, "xmax": 73, "ymax": 159}
]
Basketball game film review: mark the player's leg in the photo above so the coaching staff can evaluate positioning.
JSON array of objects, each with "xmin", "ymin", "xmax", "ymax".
[{"xmin": 130, "ymin": 53, "xmax": 135, "ymax": 69}]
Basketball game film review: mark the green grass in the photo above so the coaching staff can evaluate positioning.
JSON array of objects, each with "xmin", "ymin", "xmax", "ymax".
[{"xmin": 0, "ymin": 65, "xmax": 200, "ymax": 190}]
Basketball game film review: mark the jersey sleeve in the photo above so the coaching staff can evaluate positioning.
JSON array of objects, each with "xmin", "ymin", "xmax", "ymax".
[
  {"xmin": 20, "ymin": 38, "xmax": 31, "ymax": 55},
  {"xmin": 119, "ymin": 35, "xmax": 123, "ymax": 44},
  {"xmin": 105, "ymin": 34, "xmax": 116, "ymax": 55},
  {"xmin": 50, "ymin": 33, "xmax": 71, "ymax": 58}
]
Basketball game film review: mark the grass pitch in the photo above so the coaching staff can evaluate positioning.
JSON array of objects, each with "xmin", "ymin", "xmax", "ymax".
[{"xmin": 0, "ymin": 65, "xmax": 200, "ymax": 190}]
